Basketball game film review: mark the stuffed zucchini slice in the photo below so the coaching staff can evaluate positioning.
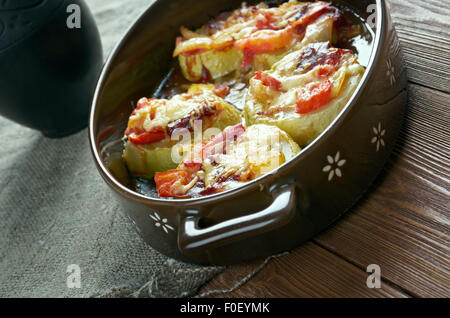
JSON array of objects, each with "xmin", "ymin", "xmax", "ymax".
[
  {"xmin": 244, "ymin": 42, "xmax": 365, "ymax": 147},
  {"xmin": 123, "ymin": 85, "xmax": 241, "ymax": 178},
  {"xmin": 173, "ymin": 1, "xmax": 351, "ymax": 82},
  {"xmin": 155, "ymin": 124, "xmax": 301, "ymax": 198}
]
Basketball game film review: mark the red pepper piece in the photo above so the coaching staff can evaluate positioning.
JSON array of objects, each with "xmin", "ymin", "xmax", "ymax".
[
  {"xmin": 296, "ymin": 80, "xmax": 332, "ymax": 114},
  {"xmin": 254, "ymin": 71, "xmax": 283, "ymax": 91},
  {"xmin": 155, "ymin": 169, "xmax": 187, "ymax": 197},
  {"xmin": 127, "ymin": 127, "xmax": 166, "ymax": 145}
]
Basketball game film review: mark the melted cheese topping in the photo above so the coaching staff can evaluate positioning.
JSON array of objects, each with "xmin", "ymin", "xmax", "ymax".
[
  {"xmin": 244, "ymin": 41, "xmax": 365, "ymax": 146},
  {"xmin": 249, "ymin": 42, "xmax": 362, "ymax": 115},
  {"xmin": 174, "ymin": 1, "xmax": 345, "ymax": 81},
  {"xmin": 188, "ymin": 125, "xmax": 300, "ymax": 194},
  {"xmin": 126, "ymin": 85, "xmax": 238, "ymax": 136},
  {"xmin": 174, "ymin": 1, "xmax": 338, "ymax": 55}
]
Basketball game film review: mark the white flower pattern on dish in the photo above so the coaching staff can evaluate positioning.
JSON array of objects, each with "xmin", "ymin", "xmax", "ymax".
[
  {"xmin": 371, "ymin": 122, "xmax": 386, "ymax": 152},
  {"xmin": 322, "ymin": 152, "xmax": 346, "ymax": 182},
  {"xmin": 386, "ymin": 58, "xmax": 396, "ymax": 87},
  {"xmin": 150, "ymin": 212, "xmax": 175, "ymax": 234}
]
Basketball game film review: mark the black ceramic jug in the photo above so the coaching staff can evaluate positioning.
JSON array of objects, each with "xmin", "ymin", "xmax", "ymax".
[{"xmin": 0, "ymin": 0, "xmax": 103, "ymax": 138}]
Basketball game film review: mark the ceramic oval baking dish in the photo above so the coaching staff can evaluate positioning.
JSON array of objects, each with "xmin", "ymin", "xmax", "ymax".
[{"xmin": 89, "ymin": 0, "xmax": 407, "ymax": 265}]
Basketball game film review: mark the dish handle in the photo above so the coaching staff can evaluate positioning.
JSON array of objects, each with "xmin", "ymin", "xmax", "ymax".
[{"xmin": 178, "ymin": 183, "xmax": 297, "ymax": 255}]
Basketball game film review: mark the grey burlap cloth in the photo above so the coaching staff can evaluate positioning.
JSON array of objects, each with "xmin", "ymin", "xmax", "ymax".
[{"xmin": 0, "ymin": 0, "xmax": 224, "ymax": 298}]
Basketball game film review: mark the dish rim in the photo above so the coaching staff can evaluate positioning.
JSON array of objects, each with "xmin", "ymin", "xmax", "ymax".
[{"xmin": 89, "ymin": 0, "xmax": 385, "ymax": 206}]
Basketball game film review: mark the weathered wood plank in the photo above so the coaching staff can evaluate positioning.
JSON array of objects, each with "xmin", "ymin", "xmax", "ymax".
[
  {"xmin": 388, "ymin": 0, "xmax": 450, "ymax": 38},
  {"xmin": 198, "ymin": 243, "xmax": 409, "ymax": 298},
  {"xmin": 312, "ymin": 83, "xmax": 450, "ymax": 298},
  {"xmin": 387, "ymin": 0, "xmax": 450, "ymax": 92},
  {"xmin": 394, "ymin": 85, "xmax": 450, "ymax": 185}
]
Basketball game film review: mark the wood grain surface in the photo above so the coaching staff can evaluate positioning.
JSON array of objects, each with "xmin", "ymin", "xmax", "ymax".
[
  {"xmin": 199, "ymin": 243, "xmax": 409, "ymax": 298},
  {"xmin": 198, "ymin": 0, "xmax": 450, "ymax": 298},
  {"xmin": 389, "ymin": 0, "xmax": 450, "ymax": 92}
]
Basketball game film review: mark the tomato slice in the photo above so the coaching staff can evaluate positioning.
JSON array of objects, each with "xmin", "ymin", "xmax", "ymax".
[
  {"xmin": 127, "ymin": 127, "xmax": 166, "ymax": 145},
  {"xmin": 155, "ymin": 164, "xmax": 202, "ymax": 197},
  {"xmin": 183, "ymin": 160, "xmax": 203, "ymax": 169},
  {"xmin": 296, "ymin": 80, "xmax": 332, "ymax": 114},
  {"xmin": 202, "ymin": 124, "xmax": 246, "ymax": 159},
  {"xmin": 155, "ymin": 124, "xmax": 246, "ymax": 198},
  {"xmin": 255, "ymin": 11, "xmax": 278, "ymax": 30},
  {"xmin": 136, "ymin": 97, "xmax": 155, "ymax": 110},
  {"xmin": 213, "ymin": 83, "xmax": 231, "ymax": 98},
  {"xmin": 174, "ymin": 37, "xmax": 233, "ymax": 57},
  {"xmin": 155, "ymin": 170, "xmax": 186, "ymax": 197},
  {"xmin": 234, "ymin": 29, "xmax": 293, "ymax": 68},
  {"xmin": 292, "ymin": 2, "xmax": 334, "ymax": 32},
  {"xmin": 254, "ymin": 71, "xmax": 283, "ymax": 91},
  {"xmin": 130, "ymin": 97, "xmax": 156, "ymax": 116},
  {"xmin": 241, "ymin": 49, "xmax": 256, "ymax": 69},
  {"xmin": 234, "ymin": 29, "xmax": 292, "ymax": 53}
]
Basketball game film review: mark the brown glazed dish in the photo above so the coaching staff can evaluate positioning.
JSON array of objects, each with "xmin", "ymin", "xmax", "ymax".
[{"xmin": 89, "ymin": 0, "xmax": 407, "ymax": 265}]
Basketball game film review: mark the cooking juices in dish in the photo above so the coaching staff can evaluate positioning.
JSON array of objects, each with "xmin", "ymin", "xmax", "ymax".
[{"xmin": 121, "ymin": 0, "xmax": 373, "ymax": 198}]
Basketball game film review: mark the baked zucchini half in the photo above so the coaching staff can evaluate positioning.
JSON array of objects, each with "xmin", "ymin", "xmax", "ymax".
[
  {"xmin": 244, "ymin": 42, "xmax": 365, "ymax": 147},
  {"xmin": 154, "ymin": 124, "xmax": 301, "ymax": 198},
  {"xmin": 123, "ymin": 85, "xmax": 241, "ymax": 178},
  {"xmin": 173, "ymin": 1, "xmax": 349, "ymax": 82}
]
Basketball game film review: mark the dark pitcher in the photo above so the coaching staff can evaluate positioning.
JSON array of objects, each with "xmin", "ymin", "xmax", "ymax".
[{"xmin": 0, "ymin": 0, "xmax": 103, "ymax": 137}]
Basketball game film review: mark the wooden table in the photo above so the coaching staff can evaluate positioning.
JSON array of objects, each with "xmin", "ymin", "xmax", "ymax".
[{"xmin": 198, "ymin": 0, "xmax": 450, "ymax": 298}]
